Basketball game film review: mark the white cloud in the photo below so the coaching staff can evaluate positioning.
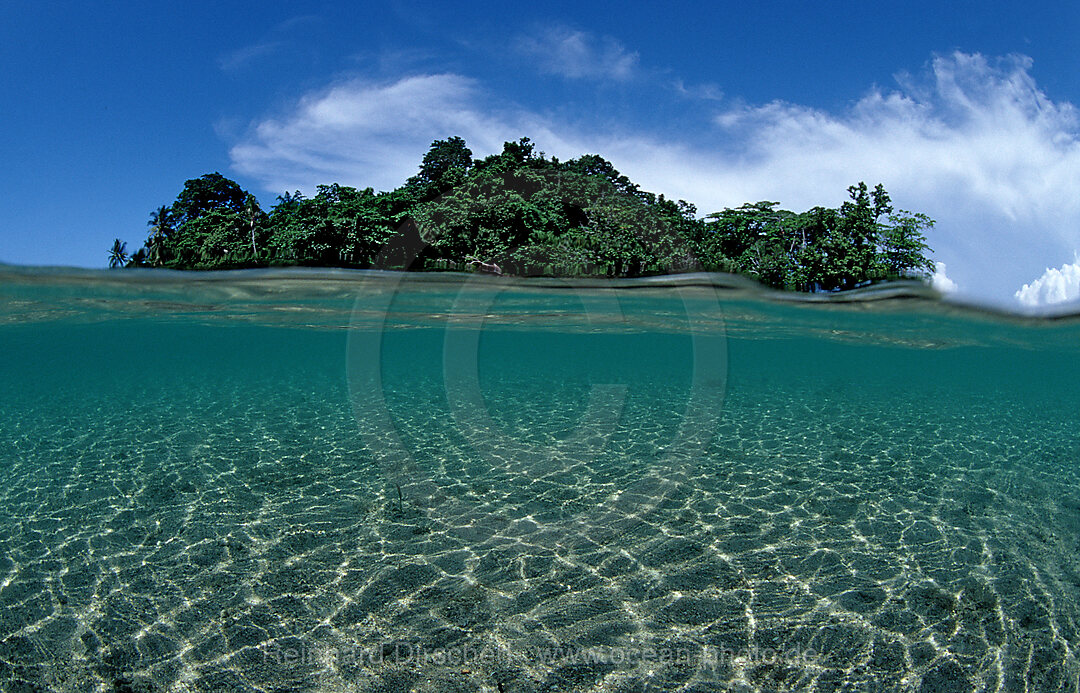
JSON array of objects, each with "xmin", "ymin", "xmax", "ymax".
[
  {"xmin": 699, "ymin": 53, "xmax": 1079, "ymax": 218},
  {"xmin": 516, "ymin": 27, "xmax": 638, "ymax": 81},
  {"xmin": 229, "ymin": 51, "xmax": 1080, "ymax": 304},
  {"xmin": 932, "ymin": 262, "xmax": 959, "ymax": 294},
  {"xmin": 231, "ymin": 74, "xmax": 517, "ymax": 193},
  {"xmin": 1015, "ymin": 254, "xmax": 1080, "ymax": 306},
  {"xmin": 230, "ymin": 73, "xmax": 593, "ymax": 196},
  {"xmin": 219, "ymin": 41, "xmax": 285, "ymax": 72},
  {"xmin": 681, "ymin": 53, "xmax": 1080, "ymax": 302},
  {"xmin": 674, "ymin": 80, "xmax": 723, "ymax": 101},
  {"xmin": 218, "ymin": 16, "xmax": 320, "ymax": 72}
]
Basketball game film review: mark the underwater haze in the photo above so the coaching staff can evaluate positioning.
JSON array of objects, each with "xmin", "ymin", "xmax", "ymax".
[{"xmin": 1, "ymin": 266, "xmax": 1079, "ymax": 692}]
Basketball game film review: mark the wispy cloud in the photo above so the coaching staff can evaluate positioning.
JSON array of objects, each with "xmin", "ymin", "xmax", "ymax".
[
  {"xmin": 674, "ymin": 79, "xmax": 723, "ymax": 101},
  {"xmin": 219, "ymin": 41, "xmax": 286, "ymax": 72},
  {"xmin": 219, "ymin": 15, "xmax": 321, "ymax": 73},
  {"xmin": 516, "ymin": 27, "xmax": 638, "ymax": 81},
  {"xmin": 229, "ymin": 51, "xmax": 1080, "ymax": 303},
  {"xmin": 231, "ymin": 74, "xmax": 531, "ymax": 193}
]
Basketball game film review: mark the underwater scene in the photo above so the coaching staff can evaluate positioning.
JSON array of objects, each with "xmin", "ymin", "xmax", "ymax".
[{"xmin": 1, "ymin": 266, "xmax": 1079, "ymax": 692}]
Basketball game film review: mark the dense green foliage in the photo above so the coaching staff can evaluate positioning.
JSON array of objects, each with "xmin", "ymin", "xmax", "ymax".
[{"xmin": 114, "ymin": 136, "xmax": 935, "ymax": 291}]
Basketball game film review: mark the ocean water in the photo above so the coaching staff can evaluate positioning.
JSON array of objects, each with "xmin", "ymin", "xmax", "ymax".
[{"xmin": 1, "ymin": 266, "xmax": 1079, "ymax": 692}]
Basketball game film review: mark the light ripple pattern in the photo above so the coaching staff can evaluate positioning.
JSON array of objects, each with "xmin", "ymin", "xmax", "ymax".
[{"xmin": 0, "ymin": 267, "xmax": 1078, "ymax": 692}]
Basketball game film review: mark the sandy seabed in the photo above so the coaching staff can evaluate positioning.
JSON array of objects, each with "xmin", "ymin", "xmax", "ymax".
[{"xmin": 1, "ymin": 366, "xmax": 1079, "ymax": 693}]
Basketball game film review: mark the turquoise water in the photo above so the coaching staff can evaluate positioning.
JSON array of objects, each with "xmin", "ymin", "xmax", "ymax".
[{"xmin": 1, "ymin": 266, "xmax": 1080, "ymax": 692}]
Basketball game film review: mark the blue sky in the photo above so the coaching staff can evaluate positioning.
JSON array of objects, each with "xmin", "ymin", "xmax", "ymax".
[{"xmin": 1, "ymin": 1, "xmax": 1078, "ymax": 305}]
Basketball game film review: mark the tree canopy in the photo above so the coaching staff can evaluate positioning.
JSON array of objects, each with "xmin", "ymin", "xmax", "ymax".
[{"xmin": 114, "ymin": 136, "xmax": 936, "ymax": 291}]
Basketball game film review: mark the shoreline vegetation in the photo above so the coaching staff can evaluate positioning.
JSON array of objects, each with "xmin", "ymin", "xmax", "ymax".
[{"xmin": 109, "ymin": 136, "xmax": 935, "ymax": 293}]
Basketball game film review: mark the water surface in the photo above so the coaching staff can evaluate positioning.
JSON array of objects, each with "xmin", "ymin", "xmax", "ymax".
[{"xmin": 1, "ymin": 266, "xmax": 1079, "ymax": 692}]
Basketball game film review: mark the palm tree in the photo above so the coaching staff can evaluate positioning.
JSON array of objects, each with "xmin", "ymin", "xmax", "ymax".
[
  {"xmin": 146, "ymin": 230, "xmax": 166, "ymax": 266},
  {"xmin": 148, "ymin": 205, "xmax": 173, "ymax": 236},
  {"xmin": 244, "ymin": 194, "xmax": 260, "ymax": 258},
  {"xmin": 126, "ymin": 248, "xmax": 148, "ymax": 268},
  {"xmin": 146, "ymin": 205, "xmax": 174, "ymax": 267},
  {"xmin": 108, "ymin": 239, "xmax": 128, "ymax": 268}
]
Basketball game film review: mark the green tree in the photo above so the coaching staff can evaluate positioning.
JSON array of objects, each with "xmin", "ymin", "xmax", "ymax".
[
  {"xmin": 698, "ymin": 182, "xmax": 934, "ymax": 291},
  {"xmin": 836, "ymin": 182, "xmax": 892, "ymax": 286},
  {"xmin": 133, "ymin": 140, "xmax": 936, "ymax": 289},
  {"xmin": 167, "ymin": 209, "xmax": 250, "ymax": 268},
  {"xmin": 148, "ymin": 205, "xmax": 174, "ymax": 237},
  {"xmin": 154, "ymin": 173, "xmax": 262, "ymax": 268},
  {"xmin": 704, "ymin": 202, "xmax": 783, "ymax": 266},
  {"xmin": 244, "ymin": 193, "xmax": 261, "ymax": 257},
  {"xmin": 408, "ymin": 148, "xmax": 699, "ymax": 276},
  {"xmin": 265, "ymin": 183, "xmax": 388, "ymax": 266},
  {"xmin": 145, "ymin": 205, "xmax": 174, "ymax": 267},
  {"xmin": 412, "ymin": 136, "xmax": 473, "ymax": 192},
  {"xmin": 171, "ymin": 172, "xmax": 248, "ymax": 226},
  {"xmin": 879, "ymin": 211, "xmax": 935, "ymax": 278},
  {"xmin": 273, "ymin": 190, "xmax": 304, "ymax": 214},
  {"xmin": 126, "ymin": 247, "xmax": 148, "ymax": 268},
  {"xmin": 108, "ymin": 239, "xmax": 128, "ymax": 268}
]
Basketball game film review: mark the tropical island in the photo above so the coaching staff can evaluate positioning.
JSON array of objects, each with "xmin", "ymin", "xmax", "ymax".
[{"xmin": 108, "ymin": 136, "xmax": 935, "ymax": 292}]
